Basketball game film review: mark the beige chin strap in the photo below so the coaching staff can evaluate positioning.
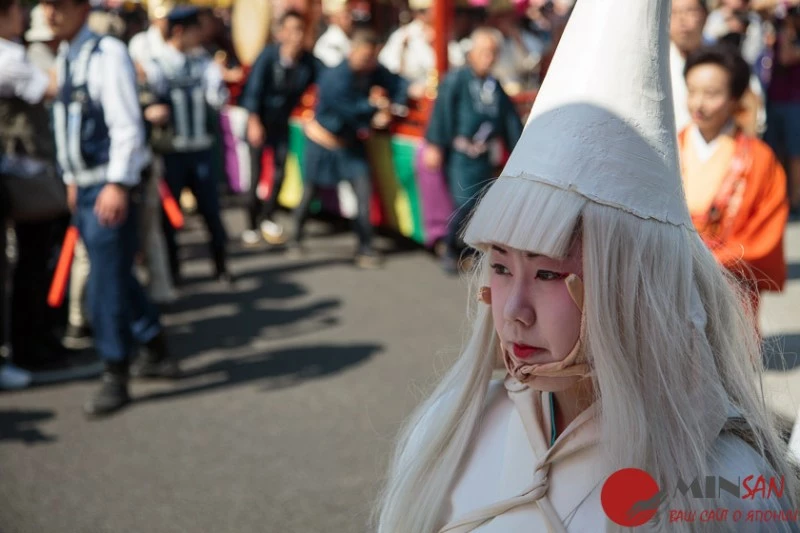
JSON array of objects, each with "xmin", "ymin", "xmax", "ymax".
[{"xmin": 479, "ymin": 274, "xmax": 592, "ymax": 383}]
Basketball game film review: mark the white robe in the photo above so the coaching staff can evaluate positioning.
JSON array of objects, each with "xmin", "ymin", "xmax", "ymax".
[
  {"xmin": 440, "ymin": 379, "xmax": 608, "ymax": 532},
  {"xmin": 438, "ymin": 378, "xmax": 797, "ymax": 532}
]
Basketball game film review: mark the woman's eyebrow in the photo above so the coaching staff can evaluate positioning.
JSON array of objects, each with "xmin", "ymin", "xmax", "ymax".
[{"xmin": 490, "ymin": 245, "xmax": 542, "ymax": 260}]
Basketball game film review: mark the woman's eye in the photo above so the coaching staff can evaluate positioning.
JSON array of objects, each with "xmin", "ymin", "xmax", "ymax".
[
  {"xmin": 490, "ymin": 263, "xmax": 510, "ymax": 276},
  {"xmin": 536, "ymin": 270, "xmax": 568, "ymax": 281}
]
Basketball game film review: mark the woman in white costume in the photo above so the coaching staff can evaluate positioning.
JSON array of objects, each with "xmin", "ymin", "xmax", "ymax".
[{"xmin": 375, "ymin": 0, "xmax": 799, "ymax": 531}]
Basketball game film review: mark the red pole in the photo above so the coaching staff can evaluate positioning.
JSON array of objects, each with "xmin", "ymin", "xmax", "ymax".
[
  {"xmin": 433, "ymin": 0, "xmax": 451, "ymax": 76},
  {"xmin": 48, "ymin": 226, "xmax": 79, "ymax": 308}
]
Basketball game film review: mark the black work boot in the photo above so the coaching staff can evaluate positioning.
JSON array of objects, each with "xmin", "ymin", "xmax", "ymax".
[
  {"xmin": 84, "ymin": 362, "xmax": 130, "ymax": 418},
  {"xmin": 130, "ymin": 331, "xmax": 181, "ymax": 379}
]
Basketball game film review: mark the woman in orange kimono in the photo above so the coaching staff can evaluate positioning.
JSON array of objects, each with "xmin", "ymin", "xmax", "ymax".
[{"xmin": 680, "ymin": 44, "xmax": 789, "ymax": 314}]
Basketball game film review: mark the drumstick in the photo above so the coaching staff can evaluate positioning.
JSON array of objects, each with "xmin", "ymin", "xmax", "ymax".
[
  {"xmin": 158, "ymin": 179, "xmax": 184, "ymax": 229},
  {"xmin": 47, "ymin": 225, "xmax": 79, "ymax": 308}
]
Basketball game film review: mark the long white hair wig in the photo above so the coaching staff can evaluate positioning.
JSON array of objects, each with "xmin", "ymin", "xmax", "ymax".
[{"xmin": 375, "ymin": 176, "xmax": 798, "ymax": 533}]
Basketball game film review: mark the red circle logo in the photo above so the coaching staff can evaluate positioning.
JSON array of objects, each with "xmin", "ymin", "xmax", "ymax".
[{"xmin": 601, "ymin": 468, "xmax": 663, "ymax": 527}]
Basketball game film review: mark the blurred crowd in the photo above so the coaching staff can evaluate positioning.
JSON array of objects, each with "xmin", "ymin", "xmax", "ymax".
[{"xmin": 0, "ymin": 0, "xmax": 570, "ymax": 405}]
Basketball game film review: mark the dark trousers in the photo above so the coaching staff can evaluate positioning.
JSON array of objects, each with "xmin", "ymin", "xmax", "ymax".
[
  {"xmin": 76, "ymin": 184, "xmax": 161, "ymax": 362},
  {"xmin": 10, "ymin": 216, "xmax": 69, "ymax": 364},
  {"xmin": 162, "ymin": 150, "xmax": 228, "ymax": 277},
  {"xmin": 292, "ymin": 175, "xmax": 373, "ymax": 252},
  {"xmin": 293, "ymin": 138, "xmax": 374, "ymax": 253},
  {"xmin": 248, "ymin": 134, "xmax": 289, "ymax": 230}
]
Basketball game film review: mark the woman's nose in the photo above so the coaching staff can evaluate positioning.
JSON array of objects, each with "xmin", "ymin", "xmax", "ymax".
[{"xmin": 504, "ymin": 285, "xmax": 536, "ymax": 327}]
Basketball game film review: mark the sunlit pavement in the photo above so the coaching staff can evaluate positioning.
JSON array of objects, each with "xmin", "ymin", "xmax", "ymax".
[{"xmin": 0, "ymin": 203, "xmax": 467, "ymax": 533}]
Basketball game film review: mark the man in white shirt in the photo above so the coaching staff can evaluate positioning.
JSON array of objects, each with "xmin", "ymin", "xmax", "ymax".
[
  {"xmin": 128, "ymin": 0, "xmax": 171, "ymax": 87},
  {"xmin": 41, "ymin": 0, "xmax": 179, "ymax": 416},
  {"xmin": 376, "ymin": 0, "xmax": 469, "ymax": 84},
  {"xmin": 313, "ymin": 0, "xmax": 353, "ymax": 68},
  {"xmin": 0, "ymin": 17, "xmax": 56, "ymax": 104},
  {"xmin": 378, "ymin": 0, "xmax": 435, "ymax": 84}
]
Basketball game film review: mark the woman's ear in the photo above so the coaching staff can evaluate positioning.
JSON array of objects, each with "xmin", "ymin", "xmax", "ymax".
[
  {"xmin": 478, "ymin": 286, "xmax": 492, "ymax": 305},
  {"xmin": 565, "ymin": 274, "xmax": 584, "ymax": 310}
]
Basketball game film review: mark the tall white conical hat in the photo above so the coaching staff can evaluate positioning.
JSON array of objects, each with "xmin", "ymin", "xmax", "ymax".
[{"xmin": 467, "ymin": 0, "xmax": 693, "ymax": 236}]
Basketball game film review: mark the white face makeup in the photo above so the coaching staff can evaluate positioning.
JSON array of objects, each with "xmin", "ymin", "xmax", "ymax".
[{"xmin": 488, "ymin": 242, "xmax": 584, "ymax": 390}]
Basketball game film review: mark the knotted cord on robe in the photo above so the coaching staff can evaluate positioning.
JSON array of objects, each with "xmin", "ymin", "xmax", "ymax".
[{"xmin": 438, "ymin": 376, "xmax": 600, "ymax": 533}]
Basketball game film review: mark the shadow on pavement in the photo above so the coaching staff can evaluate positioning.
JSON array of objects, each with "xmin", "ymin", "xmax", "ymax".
[
  {"xmin": 163, "ymin": 258, "xmax": 351, "ymax": 364},
  {"xmin": 0, "ymin": 409, "xmax": 57, "ymax": 445},
  {"xmin": 763, "ymin": 334, "xmax": 800, "ymax": 371},
  {"xmin": 137, "ymin": 342, "xmax": 381, "ymax": 403}
]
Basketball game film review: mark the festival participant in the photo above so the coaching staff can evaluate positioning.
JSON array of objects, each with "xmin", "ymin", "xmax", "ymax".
[
  {"xmin": 376, "ymin": 0, "xmax": 798, "ymax": 530},
  {"xmin": 679, "ymin": 44, "xmax": 788, "ymax": 314},
  {"xmin": 424, "ymin": 27, "xmax": 523, "ymax": 275},
  {"xmin": 288, "ymin": 29, "xmax": 422, "ymax": 269},
  {"xmin": 42, "ymin": 0, "xmax": 178, "ymax": 415},
  {"xmin": 240, "ymin": 9, "xmax": 318, "ymax": 247}
]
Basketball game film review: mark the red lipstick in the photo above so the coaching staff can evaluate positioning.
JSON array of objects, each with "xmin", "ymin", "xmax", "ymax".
[{"xmin": 512, "ymin": 344, "xmax": 542, "ymax": 360}]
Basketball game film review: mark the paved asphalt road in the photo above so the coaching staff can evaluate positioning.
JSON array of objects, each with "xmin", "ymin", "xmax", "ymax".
[{"xmin": 1, "ymin": 203, "xmax": 798, "ymax": 533}]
